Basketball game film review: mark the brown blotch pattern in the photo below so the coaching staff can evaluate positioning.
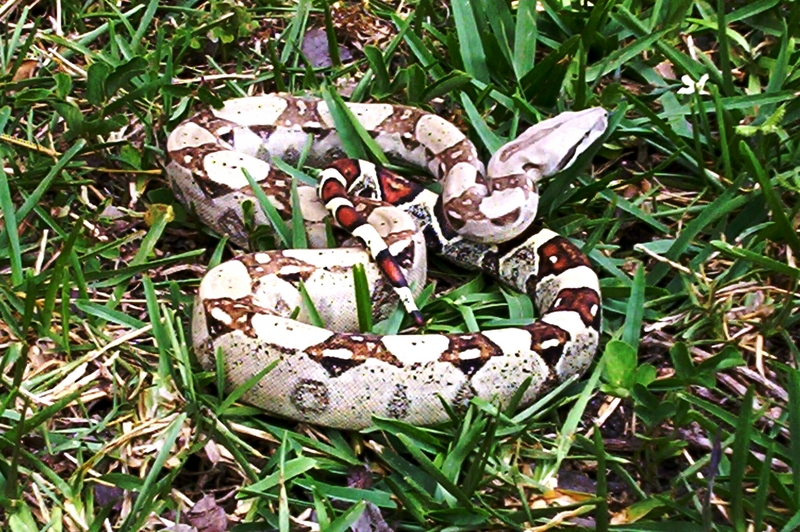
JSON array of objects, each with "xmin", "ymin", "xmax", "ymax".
[
  {"xmin": 444, "ymin": 189, "xmax": 490, "ymax": 225},
  {"xmin": 282, "ymin": 97, "xmax": 326, "ymax": 127},
  {"xmin": 550, "ymin": 287, "xmax": 601, "ymax": 328},
  {"xmin": 376, "ymin": 167, "xmax": 426, "ymax": 205},
  {"xmin": 536, "ymin": 236, "xmax": 591, "ymax": 277},
  {"xmin": 306, "ymin": 334, "xmax": 403, "ymax": 369},
  {"xmin": 203, "ymin": 298, "xmax": 258, "ymax": 338},
  {"xmin": 239, "ymin": 253, "xmax": 317, "ymax": 283},
  {"xmin": 489, "ymin": 208, "xmax": 522, "ymax": 227},
  {"xmin": 434, "ymin": 138, "xmax": 483, "ymax": 180},
  {"xmin": 440, "ymin": 334, "xmax": 504, "ymax": 376},
  {"xmin": 523, "ymin": 321, "xmax": 570, "ymax": 365}
]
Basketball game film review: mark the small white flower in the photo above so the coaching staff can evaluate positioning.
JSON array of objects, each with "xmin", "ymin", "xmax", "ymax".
[{"xmin": 677, "ymin": 74, "xmax": 710, "ymax": 95}]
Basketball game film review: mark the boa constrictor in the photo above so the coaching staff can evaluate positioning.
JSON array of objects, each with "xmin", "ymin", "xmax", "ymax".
[{"xmin": 166, "ymin": 94, "xmax": 607, "ymax": 429}]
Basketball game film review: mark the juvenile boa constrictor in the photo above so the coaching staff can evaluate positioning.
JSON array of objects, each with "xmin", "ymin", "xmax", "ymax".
[{"xmin": 166, "ymin": 94, "xmax": 607, "ymax": 429}]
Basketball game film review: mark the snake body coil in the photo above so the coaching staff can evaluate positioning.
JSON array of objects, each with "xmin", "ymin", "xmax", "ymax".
[{"xmin": 166, "ymin": 94, "xmax": 607, "ymax": 429}]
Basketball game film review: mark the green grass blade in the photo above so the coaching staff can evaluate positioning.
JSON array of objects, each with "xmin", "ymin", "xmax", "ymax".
[
  {"xmin": 789, "ymin": 368, "xmax": 800, "ymax": 510},
  {"xmin": 451, "ymin": 0, "xmax": 489, "ymax": 83},
  {"xmin": 729, "ymin": 387, "xmax": 754, "ymax": 531},
  {"xmin": 512, "ymin": 0, "xmax": 538, "ymax": 79},
  {"xmin": 321, "ymin": 87, "xmax": 388, "ymax": 164},
  {"xmin": 353, "ymin": 263, "xmax": 374, "ymax": 333},
  {"xmin": 298, "ymin": 279, "xmax": 326, "ymax": 328},
  {"xmin": 394, "ymin": 433, "xmax": 473, "ymax": 507},
  {"xmin": 363, "ymin": 46, "xmax": 390, "ymax": 95},
  {"xmin": 243, "ymin": 167, "xmax": 291, "ymax": 247},
  {"xmin": 290, "ymin": 177, "xmax": 307, "ymax": 249},
  {"xmin": 711, "ymin": 241, "xmax": 800, "ymax": 278},
  {"xmin": 322, "ymin": 500, "xmax": 367, "ymax": 532},
  {"xmin": 740, "ymin": 141, "xmax": 800, "ymax": 255},
  {"xmin": 0, "ymin": 164, "xmax": 23, "ymax": 286},
  {"xmin": 551, "ymin": 356, "xmax": 605, "ymax": 479},
  {"xmin": 132, "ymin": 0, "xmax": 159, "ymax": 52},
  {"xmin": 622, "ymin": 263, "xmax": 646, "ymax": 347},
  {"xmin": 715, "ymin": 0, "xmax": 735, "ymax": 96}
]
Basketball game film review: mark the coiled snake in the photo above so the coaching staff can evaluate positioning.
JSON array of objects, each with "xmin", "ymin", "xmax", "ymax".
[{"xmin": 166, "ymin": 94, "xmax": 607, "ymax": 429}]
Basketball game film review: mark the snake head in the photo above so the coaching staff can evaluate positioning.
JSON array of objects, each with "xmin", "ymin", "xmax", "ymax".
[{"xmin": 487, "ymin": 107, "xmax": 608, "ymax": 181}]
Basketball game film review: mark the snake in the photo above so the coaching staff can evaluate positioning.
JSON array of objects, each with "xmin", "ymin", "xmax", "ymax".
[{"xmin": 165, "ymin": 93, "xmax": 608, "ymax": 429}]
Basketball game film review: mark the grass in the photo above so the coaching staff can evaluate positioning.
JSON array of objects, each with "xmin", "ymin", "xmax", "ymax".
[{"xmin": 0, "ymin": 0, "xmax": 799, "ymax": 530}]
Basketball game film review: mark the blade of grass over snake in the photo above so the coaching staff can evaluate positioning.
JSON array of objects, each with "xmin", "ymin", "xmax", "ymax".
[
  {"xmin": 243, "ymin": 167, "xmax": 291, "ymax": 247},
  {"xmin": 271, "ymin": 156, "xmax": 316, "ymax": 186},
  {"xmin": 321, "ymin": 87, "xmax": 388, "ymax": 164},
  {"xmin": 290, "ymin": 177, "xmax": 307, "ymax": 249},
  {"xmin": 353, "ymin": 263, "xmax": 374, "ymax": 333},
  {"xmin": 298, "ymin": 280, "xmax": 325, "ymax": 328},
  {"xmin": 219, "ymin": 362, "xmax": 279, "ymax": 413}
]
